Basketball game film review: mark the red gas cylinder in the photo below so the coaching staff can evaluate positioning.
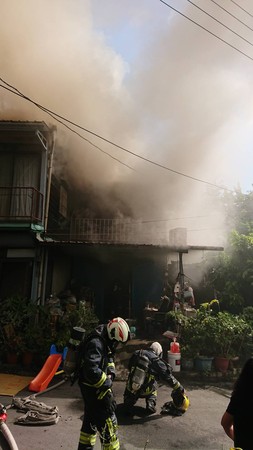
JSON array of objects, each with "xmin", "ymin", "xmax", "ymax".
[{"xmin": 170, "ymin": 338, "xmax": 180, "ymax": 353}]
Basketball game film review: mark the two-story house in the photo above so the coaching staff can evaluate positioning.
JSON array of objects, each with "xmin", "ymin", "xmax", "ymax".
[
  {"xmin": 0, "ymin": 121, "xmax": 56, "ymax": 301},
  {"xmin": 0, "ymin": 120, "xmax": 223, "ymax": 324}
]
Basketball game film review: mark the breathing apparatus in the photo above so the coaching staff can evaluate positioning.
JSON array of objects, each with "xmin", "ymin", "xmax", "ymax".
[
  {"xmin": 129, "ymin": 351, "xmax": 150, "ymax": 393},
  {"xmin": 63, "ymin": 326, "xmax": 86, "ymax": 377}
]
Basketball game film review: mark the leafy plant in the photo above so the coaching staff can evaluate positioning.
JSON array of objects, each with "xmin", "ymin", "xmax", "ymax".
[
  {"xmin": 241, "ymin": 306, "xmax": 253, "ymax": 328},
  {"xmin": 179, "ymin": 309, "xmax": 251, "ymax": 359},
  {"xmin": 179, "ymin": 310, "xmax": 214, "ymax": 358},
  {"xmin": 198, "ymin": 189, "xmax": 253, "ymax": 313},
  {"xmin": 204, "ymin": 312, "xmax": 250, "ymax": 358},
  {"xmin": 53, "ymin": 301, "xmax": 99, "ymax": 351},
  {"xmin": 0, "ymin": 296, "xmax": 99, "ymax": 361},
  {"xmin": 0, "ymin": 296, "xmax": 31, "ymax": 329},
  {"xmin": 3, "ymin": 325, "xmax": 23, "ymax": 355},
  {"xmin": 180, "ymin": 343, "xmax": 195, "ymax": 359}
]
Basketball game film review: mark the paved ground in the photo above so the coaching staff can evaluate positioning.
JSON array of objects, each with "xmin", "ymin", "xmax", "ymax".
[
  {"xmin": 0, "ymin": 338, "xmax": 238, "ymax": 449},
  {"xmin": 0, "ymin": 372, "xmax": 234, "ymax": 450}
]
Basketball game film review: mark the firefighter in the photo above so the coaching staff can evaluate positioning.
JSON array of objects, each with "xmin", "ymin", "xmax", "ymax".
[
  {"xmin": 123, "ymin": 341, "xmax": 187, "ymax": 415},
  {"xmin": 77, "ymin": 317, "xmax": 130, "ymax": 450}
]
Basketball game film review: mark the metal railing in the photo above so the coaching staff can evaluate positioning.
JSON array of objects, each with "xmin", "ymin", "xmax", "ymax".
[
  {"xmin": 70, "ymin": 218, "xmax": 170, "ymax": 245},
  {"xmin": 0, "ymin": 186, "xmax": 43, "ymax": 222}
]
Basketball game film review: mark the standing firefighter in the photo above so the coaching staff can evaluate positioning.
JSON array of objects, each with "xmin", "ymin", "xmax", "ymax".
[
  {"xmin": 77, "ymin": 317, "xmax": 130, "ymax": 450},
  {"xmin": 123, "ymin": 342, "xmax": 189, "ymax": 416}
]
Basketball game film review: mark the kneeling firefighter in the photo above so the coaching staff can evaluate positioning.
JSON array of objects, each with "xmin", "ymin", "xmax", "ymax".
[
  {"xmin": 76, "ymin": 317, "xmax": 130, "ymax": 450},
  {"xmin": 123, "ymin": 342, "xmax": 189, "ymax": 415}
]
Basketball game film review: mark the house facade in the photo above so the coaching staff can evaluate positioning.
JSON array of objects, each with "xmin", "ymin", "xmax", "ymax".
[
  {"xmin": 0, "ymin": 121, "xmax": 55, "ymax": 301},
  {"xmin": 0, "ymin": 121, "xmax": 223, "ymax": 323}
]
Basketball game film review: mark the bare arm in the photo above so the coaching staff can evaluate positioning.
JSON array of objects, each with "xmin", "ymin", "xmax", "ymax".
[{"xmin": 221, "ymin": 411, "xmax": 234, "ymax": 441}]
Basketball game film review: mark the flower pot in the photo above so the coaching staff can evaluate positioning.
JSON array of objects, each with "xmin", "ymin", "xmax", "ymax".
[
  {"xmin": 181, "ymin": 357, "xmax": 194, "ymax": 371},
  {"xmin": 22, "ymin": 351, "xmax": 34, "ymax": 368},
  {"xmin": 214, "ymin": 356, "xmax": 229, "ymax": 374},
  {"xmin": 6, "ymin": 352, "xmax": 19, "ymax": 365},
  {"xmin": 195, "ymin": 356, "xmax": 213, "ymax": 372}
]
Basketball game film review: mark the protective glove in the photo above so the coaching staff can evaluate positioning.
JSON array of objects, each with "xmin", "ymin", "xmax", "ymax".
[
  {"xmin": 99, "ymin": 389, "xmax": 117, "ymax": 414},
  {"xmin": 173, "ymin": 382, "xmax": 185, "ymax": 393},
  {"xmin": 107, "ymin": 370, "xmax": 116, "ymax": 381},
  {"xmin": 97, "ymin": 387, "xmax": 117, "ymax": 414},
  {"xmin": 172, "ymin": 383, "xmax": 185, "ymax": 409}
]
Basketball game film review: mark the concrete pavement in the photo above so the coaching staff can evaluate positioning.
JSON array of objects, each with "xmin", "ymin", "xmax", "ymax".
[
  {"xmin": 0, "ymin": 376, "xmax": 234, "ymax": 450},
  {"xmin": 0, "ymin": 337, "xmax": 237, "ymax": 449}
]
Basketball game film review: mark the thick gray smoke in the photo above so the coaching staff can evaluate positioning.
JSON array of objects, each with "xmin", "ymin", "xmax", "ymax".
[{"xmin": 1, "ymin": 0, "xmax": 252, "ymax": 248}]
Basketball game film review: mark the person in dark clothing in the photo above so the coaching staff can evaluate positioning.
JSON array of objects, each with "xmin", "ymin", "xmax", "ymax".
[
  {"xmin": 77, "ymin": 317, "xmax": 130, "ymax": 450},
  {"xmin": 158, "ymin": 295, "xmax": 172, "ymax": 313},
  {"xmin": 123, "ymin": 341, "xmax": 186, "ymax": 415},
  {"xmin": 221, "ymin": 357, "xmax": 253, "ymax": 450}
]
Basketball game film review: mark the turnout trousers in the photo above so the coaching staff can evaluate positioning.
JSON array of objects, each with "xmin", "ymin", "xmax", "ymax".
[
  {"xmin": 124, "ymin": 375, "xmax": 158, "ymax": 413},
  {"xmin": 77, "ymin": 382, "xmax": 120, "ymax": 450}
]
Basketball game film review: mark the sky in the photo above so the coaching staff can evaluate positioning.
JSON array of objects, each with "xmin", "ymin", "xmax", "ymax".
[{"xmin": 1, "ymin": 0, "xmax": 253, "ymax": 248}]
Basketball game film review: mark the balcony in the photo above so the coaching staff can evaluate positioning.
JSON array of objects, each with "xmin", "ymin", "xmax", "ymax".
[
  {"xmin": 70, "ymin": 218, "xmax": 171, "ymax": 246},
  {"xmin": 0, "ymin": 186, "xmax": 44, "ymax": 226}
]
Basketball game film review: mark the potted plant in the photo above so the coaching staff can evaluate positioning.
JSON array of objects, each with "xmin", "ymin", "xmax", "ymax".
[
  {"xmin": 179, "ymin": 309, "xmax": 251, "ymax": 374},
  {"xmin": 209, "ymin": 312, "xmax": 251, "ymax": 373},
  {"xmin": 180, "ymin": 344, "xmax": 195, "ymax": 370},
  {"xmin": 20, "ymin": 326, "xmax": 44, "ymax": 367},
  {"xmin": 0, "ymin": 296, "xmax": 39, "ymax": 363},
  {"xmin": 1, "ymin": 323, "xmax": 23, "ymax": 364},
  {"xmin": 181, "ymin": 310, "xmax": 213, "ymax": 372}
]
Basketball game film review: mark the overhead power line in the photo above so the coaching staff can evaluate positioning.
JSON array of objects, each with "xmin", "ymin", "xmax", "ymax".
[
  {"xmin": 187, "ymin": 0, "xmax": 253, "ymax": 46},
  {"xmin": 139, "ymin": 215, "xmax": 215, "ymax": 223},
  {"xmin": 0, "ymin": 79, "xmax": 135, "ymax": 171},
  {"xmin": 210, "ymin": 0, "xmax": 253, "ymax": 33},
  {"xmin": 0, "ymin": 76, "xmax": 235, "ymax": 192},
  {"xmin": 159, "ymin": 0, "xmax": 253, "ymax": 63},
  {"xmin": 229, "ymin": 0, "xmax": 253, "ymax": 19}
]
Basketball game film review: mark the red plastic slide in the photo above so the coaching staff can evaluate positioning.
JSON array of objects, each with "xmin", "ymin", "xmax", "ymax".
[{"xmin": 29, "ymin": 354, "xmax": 62, "ymax": 392}]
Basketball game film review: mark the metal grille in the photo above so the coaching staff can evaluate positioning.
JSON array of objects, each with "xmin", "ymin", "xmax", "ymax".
[
  {"xmin": 70, "ymin": 218, "xmax": 170, "ymax": 245},
  {"xmin": 0, "ymin": 186, "xmax": 43, "ymax": 222}
]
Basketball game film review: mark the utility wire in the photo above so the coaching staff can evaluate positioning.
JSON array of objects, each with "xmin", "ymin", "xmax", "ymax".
[
  {"xmin": 187, "ymin": 0, "xmax": 253, "ymax": 46},
  {"xmin": 159, "ymin": 0, "xmax": 253, "ymax": 62},
  {"xmin": 0, "ymin": 80, "xmax": 135, "ymax": 171},
  {"xmin": 229, "ymin": 0, "xmax": 253, "ymax": 19},
  {"xmin": 141, "ymin": 215, "xmax": 214, "ymax": 223},
  {"xmin": 209, "ymin": 0, "xmax": 253, "ymax": 33},
  {"xmin": 0, "ymin": 76, "xmax": 234, "ymax": 192}
]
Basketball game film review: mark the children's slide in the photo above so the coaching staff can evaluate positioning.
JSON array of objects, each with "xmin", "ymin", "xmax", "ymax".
[{"xmin": 29, "ymin": 354, "xmax": 62, "ymax": 393}]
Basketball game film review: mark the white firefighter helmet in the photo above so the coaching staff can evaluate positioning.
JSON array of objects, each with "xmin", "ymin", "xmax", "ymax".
[
  {"xmin": 150, "ymin": 342, "xmax": 163, "ymax": 358},
  {"xmin": 107, "ymin": 317, "xmax": 130, "ymax": 343}
]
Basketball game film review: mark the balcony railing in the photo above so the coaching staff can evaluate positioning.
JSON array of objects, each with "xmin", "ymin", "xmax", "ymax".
[
  {"xmin": 70, "ymin": 218, "xmax": 171, "ymax": 245},
  {"xmin": 0, "ymin": 186, "xmax": 43, "ymax": 223}
]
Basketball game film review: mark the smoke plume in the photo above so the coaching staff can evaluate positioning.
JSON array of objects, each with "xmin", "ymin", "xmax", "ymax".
[{"xmin": 1, "ymin": 0, "xmax": 252, "ymax": 248}]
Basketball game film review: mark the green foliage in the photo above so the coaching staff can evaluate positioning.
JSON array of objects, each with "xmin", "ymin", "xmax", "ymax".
[
  {"xmin": 0, "ymin": 296, "xmax": 99, "ymax": 359},
  {"xmin": 180, "ymin": 310, "xmax": 214, "ymax": 358},
  {"xmin": 53, "ymin": 302, "xmax": 99, "ymax": 351},
  {"xmin": 201, "ymin": 190, "xmax": 253, "ymax": 312},
  {"xmin": 179, "ymin": 309, "xmax": 251, "ymax": 359},
  {"xmin": 241, "ymin": 306, "xmax": 253, "ymax": 328},
  {"xmin": 0, "ymin": 296, "xmax": 33, "ymax": 329},
  {"xmin": 166, "ymin": 310, "xmax": 189, "ymax": 328}
]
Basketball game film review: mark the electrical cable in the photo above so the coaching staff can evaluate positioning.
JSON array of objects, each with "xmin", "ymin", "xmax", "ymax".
[
  {"xmin": 0, "ymin": 77, "xmax": 235, "ymax": 192},
  {"xmin": 159, "ymin": 0, "xmax": 253, "ymax": 63},
  {"xmin": 229, "ymin": 0, "xmax": 253, "ymax": 19},
  {"xmin": 187, "ymin": 0, "xmax": 253, "ymax": 46},
  {"xmin": 0, "ymin": 82, "xmax": 135, "ymax": 172},
  {"xmin": 209, "ymin": 0, "xmax": 253, "ymax": 33}
]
